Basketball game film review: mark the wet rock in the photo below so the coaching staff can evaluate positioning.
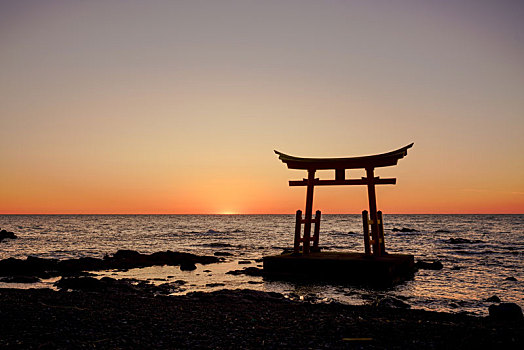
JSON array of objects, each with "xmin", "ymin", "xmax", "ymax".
[
  {"xmin": 0, "ymin": 229, "xmax": 17, "ymax": 242},
  {"xmin": 489, "ymin": 303, "xmax": 523, "ymax": 322},
  {"xmin": 226, "ymin": 267, "xmax": 264, "ymax": 277},
  {"xmin": 374, "ymin": 296, "xmax": 411, "ymax": 309},
  {"xmin": 0, "ymin": 256, "xmax": 56, "ymax": 278},
  {"xmin": 505, "ymin": 276, "xmax": 517, "ymax": 281},
  {"xmin": 156, "ymin": 282, "xmax": 185, "ymax": 294},
  {"xmin": 0, "ymin": 250, "xmax": 219, "ymax": 278},
  {"xmin": 55, "ymin": 276, "xmax": 106, "ymax": 291},
  {"xmin": 213, "ymin": 251, "xmax": 233, "ymax": 256},
  {"xmin": 112, "ymin": 250, "xmax": 141, "ymax": 260},
  {"xmin": 486, "ymin": 295, "xmax": 501, "ymax": 303},
  {"xmin": 447, "ymin": 238, "xmax": 483, "ymax": 244},
  {"xmin": 54, "ymin": 276, "xmax": 182, "ymax": 295},
  {"xmin": 180, "ymin": 262, "xmax": 197, "ymax": 271},
  {"xmin": 58, "ymin": 257, "xmax": 105, "ymax": 274},
  {"xmin": 391, "ymin": 227, "xmax": 418, "ymax": 232},
  {"xmin": 415, "ymin": 260, "xmax": 443, "ymax": 270},
  {"xmin": 206, "ymin": 283, "xmax": 225, "ymax": 288},
  {"xmin": 0, "ymin": 275, "xmax": 41, "ymax": 283},
  {"xmin": 203, "ymin": 242, "xmax": 231, "ymax": 247}
]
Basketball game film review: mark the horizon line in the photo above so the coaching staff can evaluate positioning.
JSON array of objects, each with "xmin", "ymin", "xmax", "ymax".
[{"xmin": 1, "ymin": 213, "xmax": 522, "ymax": 215}]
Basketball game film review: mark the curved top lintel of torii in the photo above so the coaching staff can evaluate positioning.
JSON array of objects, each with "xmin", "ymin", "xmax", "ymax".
[{"xmin": 274, "ymin": 143, "xmax": 413, "ymax": 170}]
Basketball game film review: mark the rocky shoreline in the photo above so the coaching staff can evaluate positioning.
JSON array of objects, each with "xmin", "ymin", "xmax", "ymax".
[
  {"xmin": 0, "ymin": 250, "xmax": 220, "ymax": 281},
  {"xmin": 0, "ymin": 287, "xmax": 522, "ymax": 349}
]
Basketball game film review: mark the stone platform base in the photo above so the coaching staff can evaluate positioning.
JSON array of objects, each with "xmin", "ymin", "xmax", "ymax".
[{"xmin": 263, "ymin": 251, "xmax": 415, "ymax": 286}]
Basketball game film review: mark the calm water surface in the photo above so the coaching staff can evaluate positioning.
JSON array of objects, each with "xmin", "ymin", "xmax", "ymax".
[{"xmin": 1, "ymin": 214, "xmax": 523, "ymax": 315}]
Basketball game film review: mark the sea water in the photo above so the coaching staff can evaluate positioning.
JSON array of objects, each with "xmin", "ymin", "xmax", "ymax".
[{"xmin": 1, "ymin": 214, "xmax": 522, "ymax": 315}]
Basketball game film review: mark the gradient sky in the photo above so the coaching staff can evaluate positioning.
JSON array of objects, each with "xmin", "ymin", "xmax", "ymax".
[{"xmin": 1, "ymin": 0, "xmax": 523, "ymax": 214}]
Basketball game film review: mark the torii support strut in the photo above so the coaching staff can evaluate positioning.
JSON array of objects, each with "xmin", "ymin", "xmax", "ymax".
[{"xmin": 275, "ymin": 143, "xmax": 413, "ymax": 256}]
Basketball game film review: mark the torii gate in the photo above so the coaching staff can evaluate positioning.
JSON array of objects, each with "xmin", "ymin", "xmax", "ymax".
[{"xmin": 275, "ymin": 143, "xmax": 413, "ymax": 256}]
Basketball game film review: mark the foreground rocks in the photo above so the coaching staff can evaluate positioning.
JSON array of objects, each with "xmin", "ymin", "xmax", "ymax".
[
  {"xmin": 0, "ymin": 288, "xmax": 522, "ymax": 349},
  {"xmin": 489, "ymin": 303, "xmax": 524, "ymax": 322},
  {"xmin": 54, "ymin": 276, "xmax": 186, "ymax": 295},
  {"xmin": 0, "ymin": 250, "xmax": 220, "ymax": 278}
]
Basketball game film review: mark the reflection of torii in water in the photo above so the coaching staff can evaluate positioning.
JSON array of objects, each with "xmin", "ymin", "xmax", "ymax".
[{"xmin": 274, "ymin": 143, "xmax": 414, "ymax": 256}]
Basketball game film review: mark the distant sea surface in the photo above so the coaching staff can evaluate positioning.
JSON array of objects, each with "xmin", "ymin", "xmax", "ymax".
[{"xmin": 1, "ymin": 214, "xmax": 523, "ymax": 315}]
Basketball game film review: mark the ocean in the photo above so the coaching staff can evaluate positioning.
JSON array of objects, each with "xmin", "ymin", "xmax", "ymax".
[{"xmin": 1, "ymin": 214, "xmax": 522, "ymax": 316}]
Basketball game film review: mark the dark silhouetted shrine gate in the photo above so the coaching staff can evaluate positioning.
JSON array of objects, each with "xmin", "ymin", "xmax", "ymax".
[{"xmin": 274, "ymin": 143, "xmax": 413, "ymax": 256}]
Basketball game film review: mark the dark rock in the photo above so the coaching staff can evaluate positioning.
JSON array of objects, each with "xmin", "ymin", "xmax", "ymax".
[
  {"xmin": 0, "ymin": 275, "xmax": 41, "ymax": 283},
  {"xmin": 415, "ymin": 260, "xmax": 443, "ymax": 270},
  {"xmin": 486, "ymin": 295, "xmax": 501, "ymax": 303},
  {"xmin": 213, "ymin": 251, "xmax": 233, "ymax": 256},
  {"xmin": 55, "ymin": 276, "xmax": 105, "ymax": 291},
  {"xmin": 447, "ymin": 238, "xmax": 483, "ymax": 244},
  {"xmin": 0, "ymin": 229, "xmax": 17, "ymax": 242},
  {"xmin": 238, "ymin": 260, "xmax": 251, "ymax": 264},
  {"xmin": 203, "ymin": 242, "xmax": 232, "ymax": 247},
  {"xmin": 206, "ymin": 283, "xmax": 225, "ymax": 288},
  {"xmin": 112, "ymin": 250, "xmax": 141, "ymax": 260},
  {"xmin": 240, "ymin": 267, "xmax": 264, "ymax": 276},
  {"xmin": 57, "ymin": 257, "xmax": 105, "ymax": 273},
  {"xmin": 156, "ymin": 282, "xmax": 185, "ymax": 294},
  {"xmin": 0, "ymin": 250, "xmax": 220, "ymax": 278},
  {"xmin": 180, "ymin": 262, "xmax": 197, "ymax": 271},
  {"xmin": 54, "ymin": 276, "xmax": 181, "ymax": 295},
  {"xmin": 226, "ymin": 267, "xmax": 264, "ymax": 277},
  {"xmin": 374, "ymin": 296, "xmax": 411, "ymax": 309},
  {"xmin": 451, "ymin": 266, "xmax": 461, "ymax": 270},
  {"xmin": 489, "ymin": 303, "xmax": 523, "ymax": 322},
  {"xmin": 391, "ymin": 227, "xmax": 418, "ymax": 232},
  {"xmin": 0, "ymin": 256, "xmax": 56, "ymax": 278},
  {"xmin": 505, "ymin": 276, "xmax": 517, "ymax": 281}
]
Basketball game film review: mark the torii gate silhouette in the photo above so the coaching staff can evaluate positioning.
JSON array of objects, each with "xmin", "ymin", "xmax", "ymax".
[{"xmin": 275, "ymin": 143, "xmax": 413, "ymax": 256}]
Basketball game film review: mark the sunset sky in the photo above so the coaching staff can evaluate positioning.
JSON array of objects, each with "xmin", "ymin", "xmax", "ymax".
[{"xmin": 1, "ymin": 0, "xmax": 523, "ymax": 214}]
